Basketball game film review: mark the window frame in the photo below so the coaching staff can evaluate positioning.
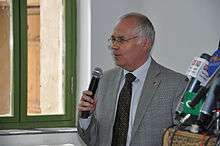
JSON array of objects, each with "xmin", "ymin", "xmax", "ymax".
[{"xmin": 0, "ymin": 0, "xmax": 77, "ymax": 129}]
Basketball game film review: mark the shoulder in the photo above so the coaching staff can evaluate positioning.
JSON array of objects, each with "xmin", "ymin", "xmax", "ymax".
[
  {"xmin": 98, "ymin": 67, "xmax": 122, "ymax": 85},
  {"xmin": 160, "ymin": 65, "xmax": 185, "ymax": 80},
  {"xmin": 103, "ymin": 67, "xmax": 122, "ymax": 76},
  {"xmin": 101, "ymin": 67, "xmax": 122, "ymax": 80},
  {"xmin": 95, "ymin": 67, "xmax": 122, "ymax": 99},
  {"xmin": 153, "ymin": 59, "xmax": 186, "ymax": 81},
  {"xmin": 150, "ymin": 59, "xmax": 188, "ymax": 90}
]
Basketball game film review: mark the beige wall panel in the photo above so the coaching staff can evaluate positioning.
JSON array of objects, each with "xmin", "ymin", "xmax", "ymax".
[
  {"xmin": 0, "ymin": 8, "xmax": 10, "ymax": 115},
  {"xmin": 27, "ymin": 9, "xmax": 41, "ymax": 114},
  {"xmin": 40, "ymin": 0, "xmax": 64, "ymax": 114},
  {"xmin": 0, "ymin": 0, "xmax": 9, "ymax": 6},
  {"xmin": 27, "ymin": 0, "xmax": 39, "ymax": 6}
]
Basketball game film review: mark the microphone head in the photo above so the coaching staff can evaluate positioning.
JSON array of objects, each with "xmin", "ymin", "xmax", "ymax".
[
  {"xmin": 218, "ymin": 39, "xmax": 220, "ymax": 49},
  {"xmin": 200, "ymin": 53, "xmax": 211, "ymax": 61},
  {"xmin": 92, "ymin": 67, "xmax": 103, "ymax": 78},
  {"xmin": 208, "ymin": 41, "xmax": 220, "ymax": 77}
]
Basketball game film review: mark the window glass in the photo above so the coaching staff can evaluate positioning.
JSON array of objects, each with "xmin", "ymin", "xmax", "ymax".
[
  {"xmin": 27, "ymin": 0, "xmax": 65, "ymax": 116},
  {"xmin": 0, "ymin": 0, "xmax": 13, "ymax": 117}
]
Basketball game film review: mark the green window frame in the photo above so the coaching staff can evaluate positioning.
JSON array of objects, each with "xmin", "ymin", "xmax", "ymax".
[{"xmin": 0, "ymin": 0, "xmax": 77, "ymax": 129}]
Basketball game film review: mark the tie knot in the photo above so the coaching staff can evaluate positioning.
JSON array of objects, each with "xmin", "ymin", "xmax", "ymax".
[{"xmin": 125, "ymin": 73, "xmax": 136, "ymax": 83}]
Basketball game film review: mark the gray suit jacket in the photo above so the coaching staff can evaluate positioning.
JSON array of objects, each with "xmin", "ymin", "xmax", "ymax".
[{"xmin": 78, "ymin": 59, "xmax": 188, "ymax": 146}]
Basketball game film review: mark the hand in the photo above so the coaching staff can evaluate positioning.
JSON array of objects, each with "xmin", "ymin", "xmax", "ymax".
[{"xmin": 78, "ymin": 90, "xmax": 96, "ymax": 114}]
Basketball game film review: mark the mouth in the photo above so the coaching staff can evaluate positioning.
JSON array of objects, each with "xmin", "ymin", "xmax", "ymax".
[
  {"xmin": 113, "ymin": 53, "xmax": 121, "ymax": 60},
  {"xmin": 112, "ymin": 50, "xmax": 120, "ymax": 56},
  {"xmin": 111, "ymin": 49, "xmax": 122, "ymax": 61},
  {"xmin": 114, "ymin": 53, "xmax": 120, "ymax": 57}
]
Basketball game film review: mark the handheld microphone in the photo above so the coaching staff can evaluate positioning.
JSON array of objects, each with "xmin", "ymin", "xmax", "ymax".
[{"xmin": 81, "ymin": 67, "xmax": 103, "ymax": 119}]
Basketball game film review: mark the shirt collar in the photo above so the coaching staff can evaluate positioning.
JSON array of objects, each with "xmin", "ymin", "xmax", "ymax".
[{"xmin": 123, "ymin": 57, "xmax": 151, "ymax": 82}]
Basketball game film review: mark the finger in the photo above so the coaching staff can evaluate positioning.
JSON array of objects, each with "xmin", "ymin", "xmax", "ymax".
[
  {"xmin": 90, "ymin": 103, "xmax": 96, "ymax": 111},
  {"xmin": 78, "ymin": 106, "xmax": 92, "ymax": 112},
  {"xmin": 79, "ymin": 100, "xmax": 94, "ymax": 108},
  {"xmin": 81, "ymin": 95, "xmax": 95, "ymax": 104},
  {"xmin": 82, "ymin": 90, "xmax": 93, "ymax": 96},
  {"xmin": 78, "ymin": 103, "xmax": 95, "ymax": 112}
]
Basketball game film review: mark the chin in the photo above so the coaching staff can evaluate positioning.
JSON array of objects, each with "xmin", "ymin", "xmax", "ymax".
[
  {"xmin": 114, "ymin": 58, "xmax": 127, "ymax": 68},
  {"xmin": 114, "ymin": 60, "xmax": 122, "ymax": 67},
  {"xmin": 116, "ymin": 63, "xmax": 127, "ymax": 69}
]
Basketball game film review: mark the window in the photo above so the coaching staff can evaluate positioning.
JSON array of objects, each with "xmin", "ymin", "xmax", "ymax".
[
  {"xmin": 0, "ymin": 0, "xmax": 76, "ymax": 129},
  {"xmin": 0, "ymin": 0, "xmax": 13, "ymax": 118}
]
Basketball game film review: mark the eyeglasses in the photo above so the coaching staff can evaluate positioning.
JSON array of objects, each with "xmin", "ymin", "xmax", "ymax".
[{"xmin": 108, "ymin": 35, "xmax": 138, "ymax": 46}]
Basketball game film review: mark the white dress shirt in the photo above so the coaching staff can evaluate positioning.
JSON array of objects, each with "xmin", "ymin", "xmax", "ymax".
[{"xmin": 79, "ymin": 57, "xmax": 151, "ymax": 146}]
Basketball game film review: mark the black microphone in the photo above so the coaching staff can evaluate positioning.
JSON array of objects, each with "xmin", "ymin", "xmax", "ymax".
[
  {"xmin": 176, "ymin": 53, "xmax": 210, "ymax": 116},
  {"xmin": 219, "ymin": 39, "xmax": 220, "ymax": 49},
  {"xmin": 197, "ymin": 75, "xmax": 220, "ymax": 127},
  {"xmin": 192, "ymin": 65, "xmax": 220, "ymax": 109},
  {"xmin": 191, "ymin": 40, "xmax": 220, "ymax": 109},
  {"xmin": 188, "ymin": 55, "xmax": 210, "ymax": 107},
  {"xmin": 81, "ymin": 67, "xmax": 103, "ymax": 119},
  {"xmin": 187, "ymin": 53, "xmax": 210, "ymax": 94}
]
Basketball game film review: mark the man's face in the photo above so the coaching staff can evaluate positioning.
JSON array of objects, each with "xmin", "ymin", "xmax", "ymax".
[{"xmin": 110, "ymin": 18, "xmax": 150, "ymax": 71}]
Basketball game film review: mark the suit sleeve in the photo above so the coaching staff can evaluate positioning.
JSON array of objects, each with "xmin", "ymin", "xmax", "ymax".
[
  {"xmin": 77, "ymin": 69, "xmax": 115, "ymax": 146},
  {"xmin": 171, "ymin": 76, "xmax": 188, "ymax": 125},
  {"xmin": 77, "ymin": 114, "xmax": 98, "ymax": 146},
  {"xmin": 77, "ymin": 75, "xmax": 105, "ymax": 146}
]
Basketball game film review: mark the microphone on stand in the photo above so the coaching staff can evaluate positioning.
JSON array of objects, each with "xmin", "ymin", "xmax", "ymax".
[
  {"xmin": 197, "ymin": 75, "xmax": 220, "ymax": 130},
  {"xmin": 175, "ymin": 53, "xmax": 210, "ymax": 122},
  {"xmin": 164, "ymin": 41, "xmax": 220, "ymax": 145},
  {"xmin": 208, "ymin": 39, "xmax": 220, "ymax": 76},
  {"xmin": 188, "ymin": 40, "xmax": 220, "ymax": 110},
  {"xmin": 81, "ymin": 67, "xmax": 103, "ymax": 119}
]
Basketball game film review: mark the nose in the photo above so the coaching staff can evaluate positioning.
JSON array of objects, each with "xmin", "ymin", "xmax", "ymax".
[{"xmin": 110, "ymin": 42, "xmax": 120, "ymax": 50}]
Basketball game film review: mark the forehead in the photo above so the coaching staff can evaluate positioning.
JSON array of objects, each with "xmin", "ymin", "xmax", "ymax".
[{"xmin": 112, "ymin": 17, "xmax": 138, "ymax": 36}]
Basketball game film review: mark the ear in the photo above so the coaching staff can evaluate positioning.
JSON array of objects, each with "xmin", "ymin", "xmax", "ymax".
[{"xmin": 142, "ymin": 38, "xmax": 151, "ymax": 49}]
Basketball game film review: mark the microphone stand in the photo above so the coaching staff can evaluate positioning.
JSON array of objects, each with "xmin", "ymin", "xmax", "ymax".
[
  {"xmin": 213, "ymin": 100, "xmax": 220, "ymax": 146},
  {"xmin": 214, "ymin": 100, "xmax": 220, "ymax": 135}
]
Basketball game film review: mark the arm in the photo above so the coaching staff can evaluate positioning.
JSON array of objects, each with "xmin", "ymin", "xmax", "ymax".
[
  {"xmin": 77, "ymin": 90, "xmax": 98, "ymax": 146},
  {"xmin": 171, "ymin": 76, "xmax": 188, "ymax": 125},
  {"xmin": 77, "ymin": 114, "xmax": 98, "ymax": 146}
]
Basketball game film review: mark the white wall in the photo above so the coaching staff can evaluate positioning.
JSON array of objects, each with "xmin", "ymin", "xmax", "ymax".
[
  {"xmin": 90, "ymin": 0, "xmax": 220, "ymax": 73},
  {"xmin": 76, "ymin": 0, "xmax": 91, "ymax": 110},
  {"xmin": 76, "ymin": 0, "xmax": 220, "ymax": 106}
]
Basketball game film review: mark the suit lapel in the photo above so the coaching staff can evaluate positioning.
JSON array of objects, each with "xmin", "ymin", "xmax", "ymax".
[
  {"xmin": 131, "ymin": 59, "xmax": 161, "ymax": 139},
  {"xmin": 103, "ymin": 68, "xmax": 123, "ymax": 132}
]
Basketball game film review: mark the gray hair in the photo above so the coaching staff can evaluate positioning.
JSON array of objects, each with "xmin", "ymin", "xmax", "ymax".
[{"xmin": 118, "ymin": 12, "xmax": 155, "ymax": 49}]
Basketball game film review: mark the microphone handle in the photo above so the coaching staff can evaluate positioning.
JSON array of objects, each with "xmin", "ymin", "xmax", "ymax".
[
  {"xmin": 188, "ymin": 87, "xmax": 208, "ymax": 107},
  {"xmin": 81, "ymin": 108, "xmax": 92, "ymax": 119},
  {"xmin": 81, "ymin": 77, "xmax": 100, "ymax": 119},
  {"xmin": 189, "ymin": 62, "xmax": 220, "ymax": 108}
]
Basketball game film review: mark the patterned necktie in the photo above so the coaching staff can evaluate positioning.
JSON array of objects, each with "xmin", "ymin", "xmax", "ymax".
[{"xmin": 112, "ymin": 73, "xmax": 136, "ymax": 146}]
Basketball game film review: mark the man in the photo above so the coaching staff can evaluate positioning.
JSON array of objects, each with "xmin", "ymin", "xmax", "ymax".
[{"xmin": 77, "ymin": 12, "xmax": 187, "ymax": 146}]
